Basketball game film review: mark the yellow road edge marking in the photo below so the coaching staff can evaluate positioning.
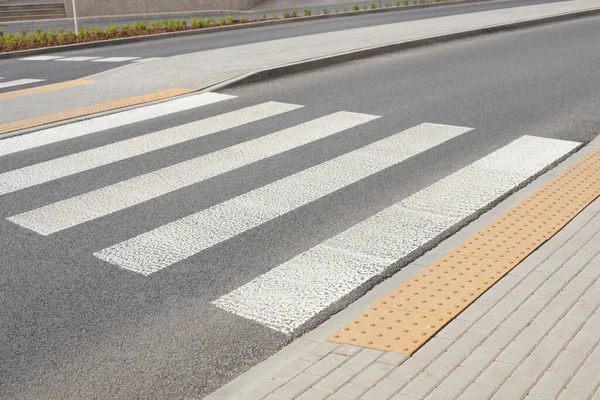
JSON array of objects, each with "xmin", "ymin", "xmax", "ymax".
[
  {"xmin": 0, "ymin": 88, "xmax": 195, "ymax": 135},
  {"xmin": 329, "ymin": 149, "xmax": 600, "ymax": 355},
  {"xmin": 0, "ymin": 80, "xmax": 95, "ymax": 101}
]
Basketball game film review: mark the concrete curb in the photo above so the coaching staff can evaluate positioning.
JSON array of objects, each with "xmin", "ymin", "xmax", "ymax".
[
  {"xmin": 0, "ymin": 0, "xmax": 495, "ymax": 60},
  {"xmin": 208, "ymin": 7, "xmax": 600, "ymax": 92}
]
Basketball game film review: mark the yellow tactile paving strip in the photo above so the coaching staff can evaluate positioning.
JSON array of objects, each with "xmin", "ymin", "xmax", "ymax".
[
  {"xmin": 330, "ymin": 148, "xmax": 600, "ymax": 355},
  {"xmin": 0, "ymin": 88, "xmax": 195, "ymax": 135},
  {"xmin": 0, "ymin": 80, "xmax": 95, "ymax": 101}
]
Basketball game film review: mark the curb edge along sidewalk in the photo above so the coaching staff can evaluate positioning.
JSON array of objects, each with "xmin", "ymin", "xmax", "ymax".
[
  {"xmin": 203, "ymin": 137, "xmax": 600, "ymax": 400},
  {"xmin": 0, "ymin": 0, "xmax": 501, "ymax": 60}
]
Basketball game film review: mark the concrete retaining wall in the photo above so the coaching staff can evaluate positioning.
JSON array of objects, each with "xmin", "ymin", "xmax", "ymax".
[{"xmin": 63, "ymin": 0, "xmax": 265, "ymax": 17}]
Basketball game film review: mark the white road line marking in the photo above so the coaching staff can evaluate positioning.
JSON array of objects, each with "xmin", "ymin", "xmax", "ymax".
[
  {"xmin": 94, "ymin": 123, "xmax": 472, "ymax": 276},
  {"xmin": 9, "ymin": 112, "xmax": 379, "ymax": 235},
  {"xmin": 132, "ymin": 58, "xmax": 165, "ymax": 63},
  {"xmin": 0, "ymin": 92, "xmax": 234, "ymax": 157},
  {"xmin": 0, "ymin": 101, "xmax": 301, "ymax": 196},
  {"xmin": 0, "ymin": 79, "xmax": 45, "ymax": 89},
  {"xmin": 213, "ymin": 135, "xmax": 579, "ymax": 334},
  {"xmin": 19, "ymin": 56, "xmax": 65, "ymax": 61},
  {"xmin": 56, "ymin": 57, "xmax": 102, "ymax": 62},
  {"xmin": 92, "ymin": 57, "xmax": 142, "ymax": 63}
]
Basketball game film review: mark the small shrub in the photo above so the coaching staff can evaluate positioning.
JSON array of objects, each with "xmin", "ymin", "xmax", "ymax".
[
  {"xmin": 107, "ymin": 25, "xmax": 118, "ymax": 37},
  {"xmin": 262, "ymin": 13, "xmax": 266, "ymax": 19},
  {"xmin": 240, "ymin": 16, "xmax": 249, "ymax": 23},
  {"xmin": 225, "ymin": 15, "xmax": 235, "ymax": 24},
  {"xmin": 370, "ymin": 2, "xmax": 377, "ymax": 8},
  {"xmin": 191, "ymin": 18, "xmax": 204, "ymax": 28},
  {"xmin": 352, "ymin": 5, "xmax": 359, "ymax": 10},
  {"xmin": 0, "ymin": 29, "xmax": 3, "ymax": 38},
  {"xmin": 282, "ymin": 11, "xmax": 290, "ymax": 18},
  {"xmin": 272, "ymin": 13, "xmax": 277, "ymax": 19},
  {"xmin": 180, "ymin": 19, "xmax": 187, "ymax": 28},
  {"xmin": 204, "ymin": 18, "xmax": 215, "ymax": 27},
  {"xmin": 403, "ymin": 0, "xmax": 409, "ymax": 4},
  {"xmin": 292, "ymin": 9, "xmax": 298, "ymax": 16},
  {"xmin": 323, "ymin": 8, "xmax": 329, "ymax": 14},
  {"xmin": 217, "ymin": 17, "xmax": 226, "ymax": 25},
  {"xmin": 385, "ymin": 1, "xmax": 392, "ymax": 6},
  {"xmin": 304, "ymin": 8, "xmax": 311, "ymax": 16}
]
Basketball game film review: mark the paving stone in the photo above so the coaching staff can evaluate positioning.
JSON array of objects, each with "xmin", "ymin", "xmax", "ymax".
[
  {"xmin": 360, "ymin": 377, "xmax": 406, "ymax": 400},
  {"xmin": 352, "ymin": 362, "xmax": 395, "ymax": 388},
  {"xmin": 424, "ymin": 387, "xmax": 459, "ymax": 400},
  {"xmin": 469, "ymin": 315, "xmax": 504, "ymax": 336},
  {"xmin": 549, "ymin": 267, "xmax": 580, "ymax": 285},
  {"xmin": 564, "ymin": 275, "xmax": 595, "ymax": 293},
  {"xmin": 586, "ymin": 346, "xmax": 600, "ymax": 368},
  {"xmin": 549, "ymin": 350, "xmax": 587, "ymax": 375},
  {"xmin": 456, "ymin": 383, "xmax": 496, "ymax": 400},
  {"xmin": 558, "ymin": 389, "xmax": 592, "ymax": 400},
  {"xmin": 243, "ymin": 378, "xmax": 285, "ymax": 400},
  {"xmin": 388, "ymin": 357, "xmax": 430, "ymax": 381},
  {"xmin": 391, "ymin": 393, "xmax": 420, "ymax": 400},
  {"xmin": 568, "ymin": 363, "xmax": 600, "ymax": 392},
  {"xmin": 488, "ymin": 298, "xmax": 521, "ymax": 318},
  {"xmin": 490, "ymin": 376, "xmax": 534, "ymax": 400},
  {"xmin": 530, "ymin": 371, "xmax": 572, "ymax": 399},
  {"xmin": 435, "ymin": 366, "xmax": 480, "ymax": 394},
  {"xmin": 496, "ymin": 340, "xmax": 536, "ymax": 365},
  {"xmin": 536, "ymin": 279, "xmax": 568, "ymax": 298},
  {"xmin": 481, "ymin": 327, "xmax": 519, "ymax": 350},
  {"xmin": 512, "ymin": 355, "xmax": 552, "ymax": 381},
  {"xmin": 502, "ymin": 310, "xmax": 537, "ymax": 330},
  {"xmin": 475, "ymin": 361, "xmax": 514, "ymax": 387},
  {"xmin": 549, "ymin": 290, "xmax": 581, "ymax": 309},
  {"xmin": 343, "ymin": 349, "xmax": 383, "ymax": 372},
  {"xmin": 328, "ymin": 382, "xmax": 369, "ymax": 400},
  {"xmin": 271, "ymin": 359, "xmax": 314, "ymax": 381},
  {"xmin": 425, "ymin": 351, "xmax": 464, "ymax": 376},
  {"xmin": 314, "ymin": 366, "xmax": 357, "ymax": 393},
  {"xmin": 530, "ymin": 335, "xmax": 570, "ymax": 360},
  {"xmin": 302, "ymin": 342, "xmax": 340, "ymax": 362},
  {"xmin": 567, "ymin": 331, "xmax": 598, "ymax": 354},
  {"xmin": 296, "ymin": 388, "xmax": 329, "ymax": 400},
  {"xmin": 413, "ymin": 338, "xmax": 453, "ymax": 361},
  {"xmin": 437, "ymin": 319, "xmax": 473, "ymax": 340},
  {"xmin": 447, "ymin": 333, "xmax": 486, "ymax": 356},
  {"xmin": 399, "ymin": 372, "xmax": 445, "ymax": 399},
  {"xmin": 263, "ymin": 394, "xmax": 290, "ymax": 400},
  {"xmin": 305, "ymin": 354, "xmax": 349, "ymax": 376},
  {"xmin": 273, "ymin": 373, "xmax": 321, "ymax": 398},
  {"xmin": 565, "ymin": 302, "xmax": 598, "ymax": 321},
  {"xmin": 461, "ymin": 346, "xmax": 500, "ymax": 370},
  {"xmin": 519, "ymin": 295, "xmax": 552, "ymax": 313},
  {"xmin": 517, "ymin": 322, "xmax": 552, "ymax": 344},
  {"xmin": 550, "ymin": 318, "xmax": 586, "ymax": 340},
  {"xmin": 456, "ymin": 302, "xmax": 492, "ymax": 322},
  {"xmin": 335, "ymin": 344, "xmax": 363, "ymax": 357},
  {"xmin": 378, "ymin": 352, "xmax": 410, "ymax": 367}
]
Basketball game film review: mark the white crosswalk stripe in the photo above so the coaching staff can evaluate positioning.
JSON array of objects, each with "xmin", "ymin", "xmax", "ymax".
[
  {"xmin": 92, "ymin": 57, "xmax": 142, "ymax": 62},
  {"xmin": 56, "ymin": 57, "xmax": 102, "ymax": 62},
  {"xmin": 0, "ymin": 92, "xmax": 234, "ymax": 157},
  {"xmin": 0, "ymin": 101, "xmax": 301, "ymax": 196},
  {"xmin": 9, "ymin": 111, "xmax": 379, "ymax": 235},
  {"xmin": 212, "ymin": 135, "xmax": 579, "ymax": 334},
  {"xmin": 94, "ymin": 123, "xmax": 472, "ymax": 276},
  {"xmin": 0, "ymin": 79, "xmax": 45, "ymax": 89},
  {"xmin": 19, "ymin": 56, "xmax": 65, "ymax": 61},
  {"xmin": 20, "ymin": 56, "xmax": 161, "ymax": 63}
]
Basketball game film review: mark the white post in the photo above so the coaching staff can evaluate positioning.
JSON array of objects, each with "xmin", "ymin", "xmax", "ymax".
[{"xmin": 71, "ymin": 0, "xmax": 79, "ymax": 35}]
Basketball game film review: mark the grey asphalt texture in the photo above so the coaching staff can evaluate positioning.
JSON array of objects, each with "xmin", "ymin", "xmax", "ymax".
[
  {"xmin": 2, "ymin": 14, "xmax": 600, "ymax": 400},
  {"xmin": 0, "ymin": 0, "xmax": 567, "ymax": 93}
]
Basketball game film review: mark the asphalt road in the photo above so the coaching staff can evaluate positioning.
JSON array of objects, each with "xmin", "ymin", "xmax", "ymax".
[
  {"xmin": 1, "ymin": 13, "xmax": 600, "ymax": 400},
  {"xmin": 0, "ymin": 0, "xmax": 567, "ymax": 93}
]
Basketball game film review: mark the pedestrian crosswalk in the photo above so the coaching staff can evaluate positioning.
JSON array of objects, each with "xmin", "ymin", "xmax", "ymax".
[
  {"xmin": 0, "ymin": 78, "xmax": 46, "ymax": 90},
  {"xmin": 0, "ymin": 92, "xmax": 581, "ymax": 335},
  {"xmin": 19, "ymin": 55, "xmax": 163, "ymax": 63}
]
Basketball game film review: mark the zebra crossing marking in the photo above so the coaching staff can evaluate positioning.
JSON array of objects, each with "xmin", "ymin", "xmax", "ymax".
[
  {"xmin": 94, "ymin": 123, "xmax": 471, "ymax": 276},
  {"xmin": 0, "ymin": 79, "xmax": 45, "ymax": 90},
  {"xmin": 0, "ymin": 92, "xmax": 234, "ymax": 157},
  {"xmin": 20, "ymin": 56, "xmax": 162, "ymax": 63},
  {"xmin": 92, "ymin": 57, "xmax": 142, "ymax": 63},
  {"xmin": 56, "ymin": 57, "xmax": 102, "ymax": 62},
  {"xmin": 9, "ymin": 111, "xmax": 380, "ymax": 235},
  {"xmin": 212, "ymin": 135, "xmax": 580, "ymax": 334},
  {"xmin": 0, "ymin": 101, "xmax": 302, "ymax": 196},
  {"xmin": 19, "ymin": 56, "xmax": 65, "ymax": 61}
]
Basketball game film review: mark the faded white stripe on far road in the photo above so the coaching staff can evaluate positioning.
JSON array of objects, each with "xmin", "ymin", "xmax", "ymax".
[
  {"xmin": 9, "ymin": 111, "xmax": 379, "ymax": 235},
  {"xmin": 212, "ymin": 135, "xmax": 579, "ymax": 334},
  {"xmin": 0, "ymin": 92, "xmax": 234, "ymax": 157},
  {"xmin": 0, "ymin": 79, "xmax": 45, "ymax": 89},
  {"xmin": 94, "ymin": 123, "xmax": 472, "ymax": 276}
]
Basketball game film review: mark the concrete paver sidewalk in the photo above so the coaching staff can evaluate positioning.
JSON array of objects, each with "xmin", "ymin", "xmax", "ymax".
[
  {"xmin": 206, "ymin": 138, "xmax": 600, "ymax": 400},
  {"xmin": 2, "ymin": 0, "xmax": 600, "ymax": 133}
]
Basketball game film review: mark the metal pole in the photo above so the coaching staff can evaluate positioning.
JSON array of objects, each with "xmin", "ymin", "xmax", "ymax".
[{"xmin": 72, "ymin": 0, "xmax": 79, "ymax": 35}]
